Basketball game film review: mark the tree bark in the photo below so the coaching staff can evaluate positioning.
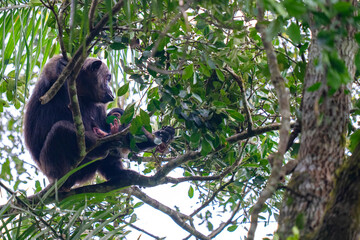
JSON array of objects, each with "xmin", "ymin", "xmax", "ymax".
[
  {"xmin": 277, "ymin": 3, "xmax": 357, "ymax": 238},
  {"xmin": 313, "ymin": 143, "xmax": 360, "ymax": 240}
]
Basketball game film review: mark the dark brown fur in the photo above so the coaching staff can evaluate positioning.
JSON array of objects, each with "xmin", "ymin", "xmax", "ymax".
[{"xmin": 24, "ymin": 55, "xmax": 117, "ymax": 189}]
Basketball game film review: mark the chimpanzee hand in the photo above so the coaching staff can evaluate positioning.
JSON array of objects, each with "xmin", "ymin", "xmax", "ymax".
[{"xmin": 153, "ymin": 126, "xmax": 175, "ymax": 153}]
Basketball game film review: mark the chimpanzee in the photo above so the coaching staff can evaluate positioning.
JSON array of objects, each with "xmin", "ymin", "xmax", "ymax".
[{"xmin": 24, "ymin": 55, "xmax": 173, "ymax": 190}]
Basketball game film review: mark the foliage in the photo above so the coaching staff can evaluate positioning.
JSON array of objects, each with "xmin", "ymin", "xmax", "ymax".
[{"xmin": 0, "ymin": 0, "xmax": 359, "ymax": 239}]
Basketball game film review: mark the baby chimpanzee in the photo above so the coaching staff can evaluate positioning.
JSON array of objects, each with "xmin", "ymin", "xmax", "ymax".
[{"xmin": 93, "ymin": 108, "xmax": 175, "ymax": 181}]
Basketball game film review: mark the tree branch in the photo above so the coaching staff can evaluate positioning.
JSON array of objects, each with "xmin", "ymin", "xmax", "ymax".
[
  {"xmin": 2, "ymin": 121, "xmax": 295, "ymax": 215},
  {"xmin": 208, "ymin": 201, "xmax": 241, "ymax": 239},
  {"xmin": 123, "ymin": 221, "xmax": 163, "ymax": 240},
  {"xmin": 39, "ymin": 0, "xmax": 68, "ymax": 61},
  {"xmin": 88, "ymin": 0, "xmax": 99, "ymax": 30},
  {"xmin": 126, "ymin": 187, "xmax": 210, "ymax": 240},
  {"xmin": 190, "ymin": 179, "xmax": 234, "ymax": 218},
  {"xmin": 150, "ymin": 1, "xmax": 192, "ymax": 58},
  {"xmin": 247, "ymin": 2, "xmax": 291, "ymax": 239},
  {"xmin": 225, "ymin": 66, "xmax": 253, "ymax": 132}
]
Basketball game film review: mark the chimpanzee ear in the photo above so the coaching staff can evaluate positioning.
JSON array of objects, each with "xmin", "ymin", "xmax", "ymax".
[{"xmin": 91, "ymin": 60, "xmax": 102, "ymax": 72}]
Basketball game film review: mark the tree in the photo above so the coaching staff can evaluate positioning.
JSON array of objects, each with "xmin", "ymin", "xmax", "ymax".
[{"xmin": 0, "ymin": 0, "xmax": 359, "ymax": 239}]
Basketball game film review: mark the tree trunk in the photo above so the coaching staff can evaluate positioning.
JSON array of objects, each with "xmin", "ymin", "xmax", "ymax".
[
  {"xmin": 277, "ymin": 4, "xmax": 357, "ymax": 238},
  {"xmin": 313, "ymin": 143, "xmax": 360, "ymax": 240}
]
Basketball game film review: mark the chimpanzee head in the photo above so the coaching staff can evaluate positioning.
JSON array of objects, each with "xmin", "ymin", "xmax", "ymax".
[
  {"xmin": 77, "ymin": 58, "xmax": 114, "ymax": 103},
  {"xmin": 108, "ymin": 108, "xmax": 124, "ymax": 118}
]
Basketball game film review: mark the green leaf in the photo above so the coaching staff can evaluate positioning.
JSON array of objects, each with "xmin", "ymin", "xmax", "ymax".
[
  {"xmin": 201, "ymin": 138, "xmax": 212, "ymax": 156},
  {"xmin": 227, "ymin": 225, "xmax": 238, "ymax": 232},
  {"xmin": 29, "ymin": 0, "xmax": 43, "ymax": 6},
  {"xmin": 333, "ymin": 1, "xmax": 353, "ymax": 16},
  {"xmin": 110, "ymin": 42, "xmax": 127, "ymax": 50},
  {"xmin": 267, "ymin": 18, "xmax": 283, "ymax": 40},
  {"xmin": 207, "ymin": 221, "xmax": 213, "ymax": 231},
  {"xmin": 129, "ymin": 213, "xmax": 137, "ymax": 224},
  {"xmin": 188, "ymin": 186, "xmax": 194, "ymax": 198},
  {"xmin": 106, "ymin": 115, "xmax": 117, "ymax": 124},
  {"xmin": 199, "ymin": 63, "xmax": 211, "ymax": 77},
  {"xmin": 117, "ymin": 83, "xmax": 129, "ymax": 96},
  {"xmin": 242, "ymin": 163, "xmax": 259, "ymax": 168},
  {"xmin": 121, "ymin": 102, "xmax": 135, "ymax": 124},
  {"xmin": 190, "ymin": 131, "xmax": 201, "ymax": 143},
  {"xmin": 349, "ymin": 130, "xmax": 360, "ymax": 152},
  {"xmin": 215, "ymin": 69, "xmax": 225, "ymax": 81},
  {"xmin": 307, "ymin": 82, "xmax": 322, "ymax": 92},
  {"xmin": 226, "ymin": 109, "xmax": 245, "ymax": 122},
  {"xmin": 183, "ymin": 64, "xmax": 194, "ymax": 80},
  {"xmin": 134, "ymin": 202, "xmax": 144, "ymax": 208},
  {"xmin": 286, "ymin": 23, "xmax": 301, "ymax": 45},
  {"xmin": 130, "ymin": 116, "xmax": 143, "ymax": 135},
  {"xmin": 140, "ymin": 109, "xmax": 151, "ymax": 131},
  {"xmin": 130, "ymin": 74, "xmax": 144, "ymax": 84},
  {"xmin": 284, "ymin": 0, "xmax": 306, "ymax": 17}
]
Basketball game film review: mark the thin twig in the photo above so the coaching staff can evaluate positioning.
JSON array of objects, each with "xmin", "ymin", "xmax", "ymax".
[
  {"xmin": 89, "ymin": 0, "xmax": 99, "ymax": 30},
  {"xmin": 40, "ymin": 0, "xmax": 68, "ymax": 60},
  {"xmin": 126, "ymin": 187, "xmax": 210, "ymax": 240},
  {"xmin": 190, "ymin": 179, "xmax": 234, "ymax": 217},
  {"xmin": 123, "ymin": 221, "xmax": 163, "ymax": 240},
  {"xmin": 150, "ymin": 1, "xmax": 192, "ymax": 58},
  {"xmin": 225, "ymin": 66, "xmax": 253, "ymax": 132},
  {"xmin": 208, "ymin": 201, "xmax": 241, "ymax": 238}
]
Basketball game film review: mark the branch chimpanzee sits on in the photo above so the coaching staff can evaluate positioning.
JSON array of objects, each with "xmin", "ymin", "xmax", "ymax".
[{"xmin": 93, "ymin": 108, "xmax": 175, "ymax": 181}]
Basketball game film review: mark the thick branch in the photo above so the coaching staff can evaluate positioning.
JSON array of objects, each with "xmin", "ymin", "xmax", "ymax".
[
  {"xmin": 1, "ymin": 121, "xmax": 295, "ymax": 215},
  {"xmin": 247, "ymin": 2, "xmax": 291, "ymax": 239},
  {"xmin": 22, "ymin": 122, "xmax": 291, "ymax": 203}
]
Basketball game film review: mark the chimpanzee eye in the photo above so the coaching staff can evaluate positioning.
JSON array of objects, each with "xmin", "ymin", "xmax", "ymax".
[{"xmin": 106, "ymin": 74, "xmax": 111, "ymax": 82}]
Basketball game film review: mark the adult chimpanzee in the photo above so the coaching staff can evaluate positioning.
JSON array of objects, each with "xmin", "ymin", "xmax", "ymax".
[{"xmin": 24, "ymin": 55, "xmax": 173, "ymax": 190}]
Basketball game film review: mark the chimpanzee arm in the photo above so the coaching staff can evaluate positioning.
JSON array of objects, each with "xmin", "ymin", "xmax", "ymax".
[{"xmin": 135, "ymin": 126, "xmax": 175, "ymax": 152}]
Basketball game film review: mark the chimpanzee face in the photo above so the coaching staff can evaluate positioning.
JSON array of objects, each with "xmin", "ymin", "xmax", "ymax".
[{"xmin": 77, "ymin": 58, "xmax": 114, "ymax": 103}]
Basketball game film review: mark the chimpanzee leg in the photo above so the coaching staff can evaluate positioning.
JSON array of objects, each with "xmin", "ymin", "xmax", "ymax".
[
  {"xmin": 97, "ymin": 152, "xmax": 141, "ymax": 183},
  {"xmin": 39, "ymin": 121, "xmax": 103, "ymax": 189}
]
